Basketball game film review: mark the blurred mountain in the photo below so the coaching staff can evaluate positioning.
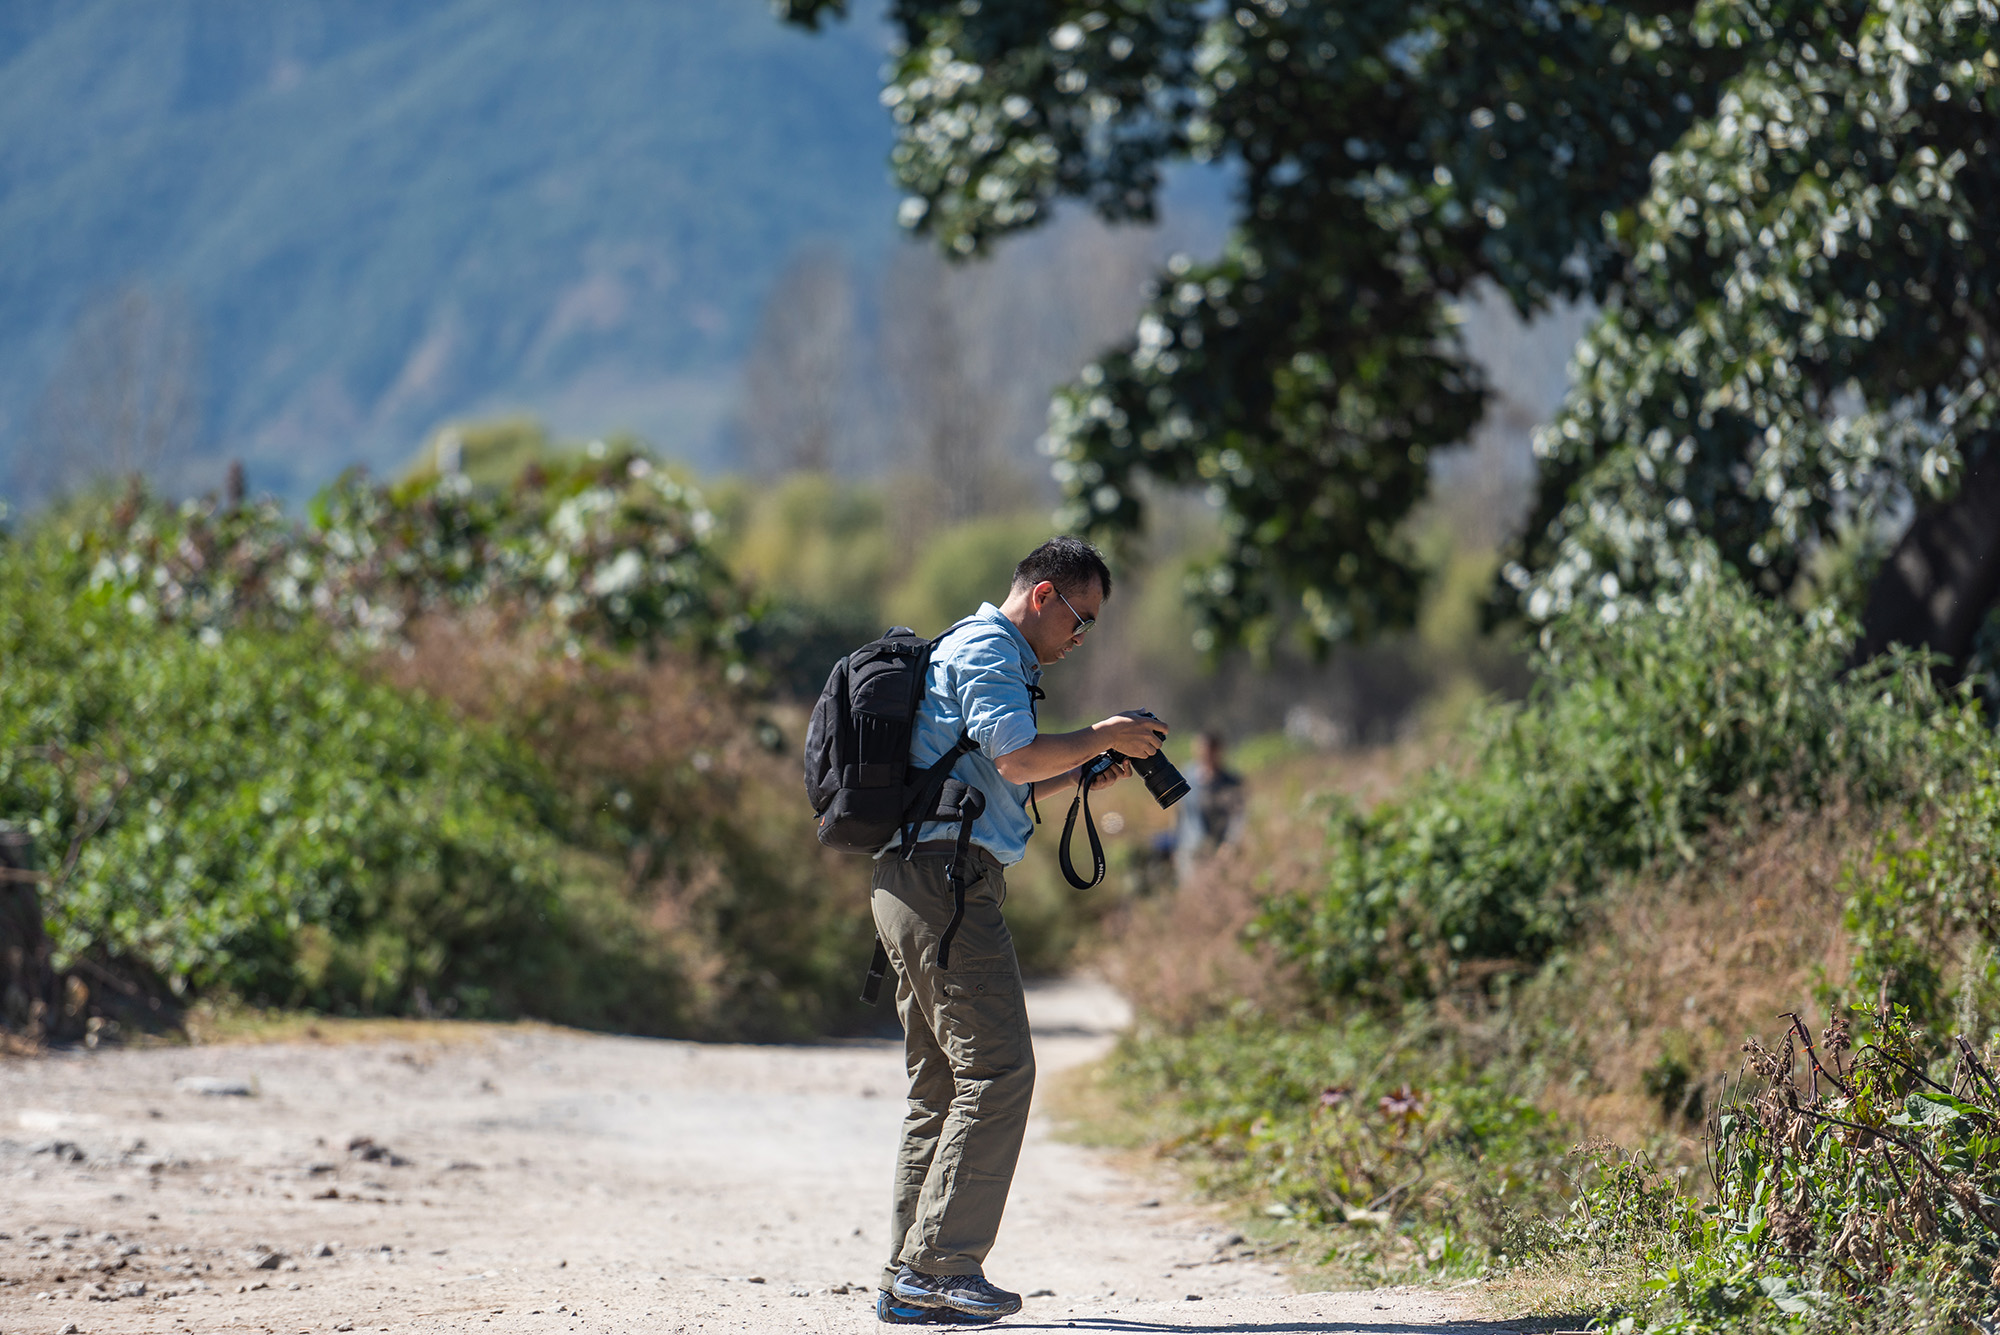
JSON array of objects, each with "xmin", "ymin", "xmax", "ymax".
[{"xmin": 0, "ymin": 0, "xmax": 902, "ymax": 501}]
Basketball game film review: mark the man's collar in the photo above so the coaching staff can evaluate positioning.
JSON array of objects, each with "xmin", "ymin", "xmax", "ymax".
[{"xmin": 975, "ymin": 601, "xmax": 1041, "ymax": 675}]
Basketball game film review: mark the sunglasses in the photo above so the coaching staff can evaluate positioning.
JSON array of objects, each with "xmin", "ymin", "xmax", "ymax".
[{"xmin": 1053, "ymin": 587, "xmax": 1095, "ymax": 638}]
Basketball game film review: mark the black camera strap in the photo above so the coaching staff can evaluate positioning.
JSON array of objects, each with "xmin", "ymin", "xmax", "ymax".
[{"xmin": 1058, "ymin": 769, "xmax": 1107, "ymax": 890}]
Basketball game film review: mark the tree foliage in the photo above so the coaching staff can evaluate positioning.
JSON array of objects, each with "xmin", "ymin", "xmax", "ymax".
[
  {"xmin": 1511, "ymin": 0, "xmax": 1999, "ymax": 627},
  {"xmin": 785, "ymin": 0, "xmax": 1998, "ymax": 651},
  {"xmin": 69, "ymin": 445, "xmax": 746, "ymax": 657}
]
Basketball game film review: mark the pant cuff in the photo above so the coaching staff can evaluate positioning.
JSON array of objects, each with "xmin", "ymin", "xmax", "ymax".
[{"xmin": 903, "ymin": 1254, "xmax": 985, "ymax": 1276}]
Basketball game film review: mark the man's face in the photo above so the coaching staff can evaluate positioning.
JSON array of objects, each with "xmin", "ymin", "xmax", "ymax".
[{"xmin": 1026, "ymin": 578, "xmax": 1103, "ymax": 665}]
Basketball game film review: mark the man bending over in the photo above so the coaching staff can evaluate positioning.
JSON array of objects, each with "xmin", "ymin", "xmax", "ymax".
[{"xmin": 874, "ymin": 536, "xmax": 1169, "ymax": 1326}]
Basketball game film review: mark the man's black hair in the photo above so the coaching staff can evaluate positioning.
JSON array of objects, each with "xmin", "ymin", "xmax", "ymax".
[{"xmin": 1012, "ymin": 536, "xmax": 1112, "ymax": 600}]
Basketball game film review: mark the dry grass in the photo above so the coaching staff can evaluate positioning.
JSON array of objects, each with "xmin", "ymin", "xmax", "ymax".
[
  {"xmin": 366, "ymin": 610, "xmax": 880, "ymax": 1038},
  {"xmin": 1096, "ymin": 739, "xmax": 1456, "ymax": 1032},
  {"xmin": 1099, "ymin": 733, "xmax": 1884, "ymax": 1152},
  {"xmin": 1516, "ymin": 803, "xmax": 1872, "ymax": 1150},
  {"xmin": 178, "ymin": 1000, "xmax": 565, "ymax": 1048}
]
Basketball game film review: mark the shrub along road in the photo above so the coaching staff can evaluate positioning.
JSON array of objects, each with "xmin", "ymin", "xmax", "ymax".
[{"xmin": 0, "ymin": 980, "xmax": 1506, "ymax": 1334}]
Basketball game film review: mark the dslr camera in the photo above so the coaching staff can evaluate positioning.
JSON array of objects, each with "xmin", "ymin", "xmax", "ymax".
[{"xmin": 1079, "ymin": 710, "xmax": 1189, "ymax": 809}]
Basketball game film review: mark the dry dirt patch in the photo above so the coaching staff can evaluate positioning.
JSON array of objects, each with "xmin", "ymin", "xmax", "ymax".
[{"xmin": 0, "ymin": 979, "xmax": 1502, "ymax": 1334}]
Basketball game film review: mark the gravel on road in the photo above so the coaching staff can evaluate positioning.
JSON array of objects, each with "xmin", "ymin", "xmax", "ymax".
[{"xmin": 0, "ymin": 978, "xmax": 1512, "ymax": 1334}]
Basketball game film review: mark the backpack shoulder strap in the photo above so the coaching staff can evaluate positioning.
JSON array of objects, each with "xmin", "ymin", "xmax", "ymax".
[
  {"xmin": 930, "ymin": 616, "xmax": 979, "ymax": 649},
  {"xmin": 899, "ymin": 728, "xmax": 980, "ymax": 857}
]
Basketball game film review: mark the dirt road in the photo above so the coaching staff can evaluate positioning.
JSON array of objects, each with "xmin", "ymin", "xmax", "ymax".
[{"xmin": 0, "ymin": 979, "xmax": 1512, "ymax": 1334}]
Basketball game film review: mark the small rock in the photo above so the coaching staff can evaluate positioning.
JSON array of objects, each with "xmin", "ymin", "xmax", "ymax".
[
  {"xmin": 175, "ymin": 1076, "xmax": 253, "ymax": 1097},
  {"xmin": 345, "ymin": 1135, "xmax": 409, "ymax": 1166},
  {"xmin": 118, "ymin": 1282, "xmax": 146, "ymax": 1298},
  {"xmin": 788, "ymin": 1287, "xmax": 810, "ymax": 1297},
  {"xmin": 305, "ymin": 1162, "xmax": 337, "ymax": 1176},
  {"xmin": 1137, "ymin": 1198, "xmax": 1161, "ymax": 1208},
  {"xmin": 827, "ymin": 1283, "xmax": 850, "ymax": 1295},
  {"xmin": 335, "ymin": 1322, "xmax": 354, "ymax": 1331},
  {"xmin": 1027, "ymin": 1288, "xmax": 1056, "ymax": 1298},
  {"xmin": 744, "ymin": 1275, "xmax": 766, "ymax": 1284},
  {"xmin": 246, "ymin": 1250, "xmax": 284, "ymax": 1270},
  {"xmin": 286, "ymin": 1282, "xmax": 301, "ymax": 1291},
  {"xmin": 57, "ymin": 1323, "xmax": 79, "ymax": 1334},
  {"xmin": 309, "ymin": 1242, "xmax": 334, "ymax": 1258},
  {"xmin": 1184, "ymin": 1293, "xmax": 1203, "ymax": 1301}
]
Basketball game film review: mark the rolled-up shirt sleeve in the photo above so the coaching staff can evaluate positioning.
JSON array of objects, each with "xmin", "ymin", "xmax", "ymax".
[{"xmin": 950, "ymin": 634, "xmax": 1039, "ymax": 760}]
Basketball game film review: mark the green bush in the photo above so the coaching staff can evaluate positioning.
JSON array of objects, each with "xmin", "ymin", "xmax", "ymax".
[
  {"xmin": 1847, "ymin": 770, "xmax": 2000, "ymax": 1029},
  {"xmin": 1253, "ymin": 567, "xmax": 1988, "ymax": 1003},
  {"xmin": 65, "ymin": 443, "xmax": 744, "ymax": 656},
  {"xmin": 0, "ymin": 457, "xmax": 873, "ymax": 1037},
  {"xmin": 0, "ymin": 534, "xmax": 672, "ymax": 1021}
]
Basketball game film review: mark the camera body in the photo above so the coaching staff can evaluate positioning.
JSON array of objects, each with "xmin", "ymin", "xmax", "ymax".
[{"xmin": 1079, "ymin": 710, "xmax": 1189, "ymax": 809}]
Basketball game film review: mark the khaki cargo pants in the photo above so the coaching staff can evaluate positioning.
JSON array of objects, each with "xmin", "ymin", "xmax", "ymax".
[{"xmin": 872, "ymin": 848, "xmax": 1034, "ymax": 1289}]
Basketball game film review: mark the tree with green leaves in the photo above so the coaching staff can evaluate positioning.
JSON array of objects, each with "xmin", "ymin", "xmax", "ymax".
[
  {"xmin": 782, "ymin": 0, "xmax": 1999, "ymax": 669},
  {"xmin": 1511, "ymin": 1, "xmax": 1998, "ymax": 649}
]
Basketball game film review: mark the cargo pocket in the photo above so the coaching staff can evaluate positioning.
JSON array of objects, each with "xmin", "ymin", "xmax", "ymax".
[{"xmin": 931, "ymin": 965, "xmax": 1028, "ymax": 1078}]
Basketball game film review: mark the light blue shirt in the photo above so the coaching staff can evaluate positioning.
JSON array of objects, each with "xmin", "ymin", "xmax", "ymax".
[{"xmin": 892, "ymin": 602, "xmax": 1043, "ymax": 866}]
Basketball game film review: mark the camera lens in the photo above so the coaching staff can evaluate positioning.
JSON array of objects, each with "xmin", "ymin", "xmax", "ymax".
[{"xmin": 1131, "ymin": 750, "xmax": 1189, "ymax": 809}]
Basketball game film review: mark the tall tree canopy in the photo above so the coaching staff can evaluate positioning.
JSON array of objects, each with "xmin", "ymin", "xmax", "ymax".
[{"xmin": 783, "ymin": 0, "xmax": 1999, "ymax": 661}]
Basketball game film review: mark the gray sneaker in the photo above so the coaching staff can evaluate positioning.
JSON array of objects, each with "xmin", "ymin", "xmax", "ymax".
[{"xmin": 890, "ymin": 1266, "xmax": 1022, "ymax": 1319}]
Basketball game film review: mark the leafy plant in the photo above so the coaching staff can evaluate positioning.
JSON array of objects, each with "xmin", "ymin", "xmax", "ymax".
[
  {"xmin": 1114, "ymin": 1008, "xmax": 1570, "ymax": 1284},
  {"xmin": 0, "ymin": 533, "xmax": 634, "ymax": 1020},
  {"xmin": 0, "ymin": 454, "xmax": 879, "ymax": 1038},
  {"xmin": 1847, "ymin": 773, "xmax": 2000, "ymax": 1028},
  {"xmin": 63, "ymin": 444, "xmax": 745, "ymax": 657},
  {"xmin": 1253, "ymin": 564, "xmax": 1987, "ymax": 1002},
  {"xmin": 1578, "ymin": 1007, "xmax": 2000, "ymax": 1333}
]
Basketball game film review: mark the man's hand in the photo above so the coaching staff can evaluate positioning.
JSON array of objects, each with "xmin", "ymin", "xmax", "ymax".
[
  {"xmin": 995, "ymin": 709, "xmax": 1172, "ymax": 785},
  {"xmin": 1088, "ymin": 757, "xmax": 1132, "ymax": 791},
  {"xmin": 1094, "ymin": 710, "xmax": 1169, "ymax": 759}
]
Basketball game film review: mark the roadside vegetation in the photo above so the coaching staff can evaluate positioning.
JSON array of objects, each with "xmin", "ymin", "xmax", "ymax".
[
  {"xmin": 0, "ymin": 443, "xmax": 882, "ymax": 1041},
  {"xmin": 1088, "ymin": 560, "xmax": 2000, "ymax": 1331},
  {"xmin": 2, "ymin": 427, "xmax": 1320, "ymax": 1043}
]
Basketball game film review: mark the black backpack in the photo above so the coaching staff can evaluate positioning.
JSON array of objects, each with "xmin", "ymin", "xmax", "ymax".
[{"xmin": 804, "ymin": 625, "xmax": 985, "ymax": 1000}]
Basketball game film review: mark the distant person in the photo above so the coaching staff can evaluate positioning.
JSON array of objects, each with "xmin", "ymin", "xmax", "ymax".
[
  {"xmin": 872, "ymin": 537, "xmax": 1168, "ymax": 1325},
  {"xmin": 1173, "ymin": 731, "xmax": 1244, "ymax": 879}
]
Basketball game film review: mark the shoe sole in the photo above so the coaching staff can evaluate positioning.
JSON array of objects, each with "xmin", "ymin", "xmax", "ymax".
[
  {"xmin": 890, "ymin": 1286, "xmax": 1020, "ymax": 1319},
  {"xmin": 878, "ymin": 1301, "xmax": 1005, "ymax": 1326}
]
